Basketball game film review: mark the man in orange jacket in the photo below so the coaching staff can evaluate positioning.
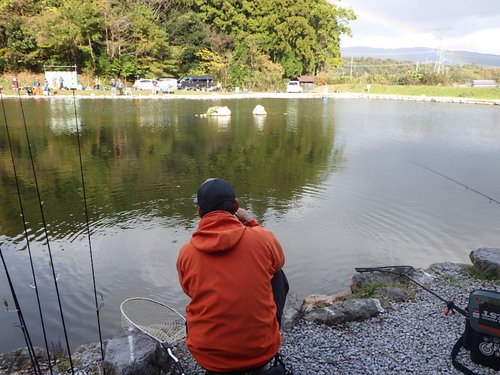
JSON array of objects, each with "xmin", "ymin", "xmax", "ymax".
[{"xmin": 177, "ymin": 178, "xmax": 289, "ymax": 374}]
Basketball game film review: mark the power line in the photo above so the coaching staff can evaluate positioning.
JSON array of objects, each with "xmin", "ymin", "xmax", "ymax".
[{"xmin": 340, "ymin": 62, "xmax": 433, "ymax": 68}]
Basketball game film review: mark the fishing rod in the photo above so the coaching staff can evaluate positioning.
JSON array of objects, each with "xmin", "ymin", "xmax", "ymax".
[
  {"xmin": 16, "ymin": 93, "xmax": 75, "ymax": 373},
  {"xmin": 71, "ymin": 91, "xmax": 105, "ymax": 363},
  {"xmin": 355, "ymin": 265, "xmax": 468, "ymax": 317},
  {"xmin": 0, "ymin": 248, "xmax": 42, "ymax": 375},
  {"xmin": 413, "ymin": 161, "xmax": 500, "ymax": 205},
  {"xmin": 1, "ymin": 92, "xmax": 55, "ymax": 374}
]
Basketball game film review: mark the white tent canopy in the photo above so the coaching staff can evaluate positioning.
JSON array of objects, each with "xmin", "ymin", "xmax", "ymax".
[{"xmin": 43, "ymin": 65, "xmax": 79, "ymax": 90}]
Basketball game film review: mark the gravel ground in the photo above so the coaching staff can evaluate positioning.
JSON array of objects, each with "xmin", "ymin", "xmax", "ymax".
[{"xmin": 162, "ymin": 263, "xmax": 499, "ymax": 375}]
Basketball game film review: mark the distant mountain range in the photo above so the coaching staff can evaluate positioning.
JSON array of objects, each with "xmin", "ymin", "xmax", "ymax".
[{"xmin": 341, "ymin": 47, "xmax": 500, "ymax": 67}]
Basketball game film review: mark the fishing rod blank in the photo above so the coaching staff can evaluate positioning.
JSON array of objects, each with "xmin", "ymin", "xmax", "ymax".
[
  {"xmin": 71, "ymin": 90, "xmax": 105, "ymax": 363},
  {"xmin": 16, "ymin": 93, "xmax": 75, "ymax": 373},
  {"xmin": 413, "ymin": 162, "xmax": 500, "ymax": 205},
  {"xmin": 1, "ymin": 93, "xmax": 55, "ymax": 374},
  {"xmin": 1, "ymin": 248, "xmax": 42, "ymax": 375},
  {"xmin": 355, "ymin": 265, "xmax": 468, "ymax": 317}
]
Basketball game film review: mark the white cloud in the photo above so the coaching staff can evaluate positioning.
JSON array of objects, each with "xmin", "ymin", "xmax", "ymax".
[
  {"xmin": 446, "ymin": 29, "xmax": 500, "ymax": 54},
  {"xmin": 342, "ymin": 28, "xmax": 500, "ymax": 55},
  {"xmin": 337, "ymin": 0, "xmax": 500, "ymax": 55}
]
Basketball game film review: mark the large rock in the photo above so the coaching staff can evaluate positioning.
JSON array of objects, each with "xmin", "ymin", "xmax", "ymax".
[
  {"xmin": 342, "ymin": 298, "xmax": 388, "ymax": 321},
  {"xmin": 0, "ymin": 347, "xmax": 47, "ymax": 373},
  {"xmin": 302, "ymin": 298, "xmax": 389, "ymax": 326},
  {"xmin": 350, "ymin": 271, "xmax": 404, "ymax": 293},
  {"xmin": 428, "ymin": 262, "xmax": 466, "ymax": 276},
  {"xmin": 282, "ymin": 293, "xmax": 301, "ymax": 331},
  {"xmin": 252, "ymin": 105, "xmax": 267, "ymax": 115},
  {"xmin": 374, "ymin": 286, "xmax": 411, "ymax": 301},
  {"xmin": 470, "ymin": 247, "xmax": 500, "ymax": 277},
  {"xmin": 350, "ymin": 267, "xmax": 433, "ymax": 301},
  {"xmin": 101, "ymin": 327, "xmax": 169, "ymax": 375},
  {"xmin": 207, "ymin": 105, "xmax": 231, "ymax": 116},
  {"xmin": 302, "ymin": 305, "xmax": 346, "ymax": 325},
  {"xmin": 301, "ymin": 292, "xmax": 350, "ymax": 313}
]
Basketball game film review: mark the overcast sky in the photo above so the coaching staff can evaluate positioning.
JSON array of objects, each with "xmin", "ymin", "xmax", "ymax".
[{"xmin": 338, "ymin": 0, "xmax": 500, "ymax": 55}]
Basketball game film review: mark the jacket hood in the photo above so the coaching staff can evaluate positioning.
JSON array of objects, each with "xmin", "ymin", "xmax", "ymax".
[{"xmin": 190, "ymin": 211, "xmax": 246, "ymax": 253}]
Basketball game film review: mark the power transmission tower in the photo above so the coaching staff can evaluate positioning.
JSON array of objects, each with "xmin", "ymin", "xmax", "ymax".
[{"xmin": 434, "ymin": 28, "xmax": 451, "ymax": 74}]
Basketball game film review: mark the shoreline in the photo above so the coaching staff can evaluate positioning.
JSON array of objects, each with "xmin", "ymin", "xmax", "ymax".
[
  {"xmin": 1, "ymin": 262, "xmax": 498, "ymax": 374},
  {"xmin": 1, "ymin": 91, "xmax": 499, "ymax": 106}
]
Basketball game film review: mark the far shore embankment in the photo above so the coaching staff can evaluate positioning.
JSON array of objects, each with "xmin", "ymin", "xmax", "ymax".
[{"xmin": 1, "ymin": 90, "xmax": 500, "ymax": 106}]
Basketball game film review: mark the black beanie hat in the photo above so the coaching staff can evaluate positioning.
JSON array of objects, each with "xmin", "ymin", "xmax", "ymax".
[{"xmin": 195, "ymin": 178, "xmax": 236, "ymax": 214}]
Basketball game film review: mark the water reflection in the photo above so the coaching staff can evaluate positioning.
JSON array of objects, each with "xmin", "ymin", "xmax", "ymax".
[
  {"xmin": 253, "ymin": 114, "xmax": 266, "ymax": 131},
  {"xmin": 207, "ymin": 114, "xmax": 231, "ymax": 129},
  {"xmin": 48, "ymin": 99, "xmax": 81, "ymax": 135},
  {"xmin": 0, "ymin": 97, "xmax": 339, "ymax": 252}
]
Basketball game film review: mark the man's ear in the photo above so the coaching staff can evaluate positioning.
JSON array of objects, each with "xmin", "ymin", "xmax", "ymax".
[
  {"xmin": 197, "ymin": 206, "xmax": 204, "ymax": 218},
  {"xmin": 233, "ymin": 200, "xmax": 239, "ymax": 213}
]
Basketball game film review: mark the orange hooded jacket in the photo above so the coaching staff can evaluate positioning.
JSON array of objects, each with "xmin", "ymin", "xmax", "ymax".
[{"xmin": 176, "ymin": 210, "xmax": 285, "ymax": 372}]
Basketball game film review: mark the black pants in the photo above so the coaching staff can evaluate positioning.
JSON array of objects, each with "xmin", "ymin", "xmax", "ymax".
[{"xmin": 271, "ymin": 269, "xmax": 289, "ymax": 326}]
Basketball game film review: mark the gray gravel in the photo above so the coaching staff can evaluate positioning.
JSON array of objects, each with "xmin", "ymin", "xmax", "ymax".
[{"xmin": 164, "ymin": 263, "xmax": 499, "ymax": 375}]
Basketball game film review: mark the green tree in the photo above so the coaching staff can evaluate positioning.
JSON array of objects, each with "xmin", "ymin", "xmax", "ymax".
[
  {"xmin": 179, "ymin": 0, "xmax": 354, "ymax": 78},
  {"xmin": 0, "ymin": 0, "xmax": 356, "ymax": 84},
  {"xmin": 167, "ymin": 11, "xmax": 214, "ymax": 75},
  {"xmin": 23, "ymin": 0, "xmax": 102, "ymax": 70},
  {"xmin": 0, "ymin": 0, "xmax": 40, "ymax": 71}
]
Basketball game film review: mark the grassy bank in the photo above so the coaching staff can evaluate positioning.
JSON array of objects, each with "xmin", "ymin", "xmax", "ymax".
[{"xmin": 322, "ymin": 83, "xmax": 500, "ymax": 100}]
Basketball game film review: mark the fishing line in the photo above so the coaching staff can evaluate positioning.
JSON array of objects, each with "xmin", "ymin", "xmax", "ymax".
[
  {"xmin": 71, "ymin": 90, "xmax": 105, "ymax": 362},
  {"xmin": 0, "ymin": 93, "xmax": 54, "ymax": 373},
  {"xmin": 413, "ymin": 161, "xmax": 500, "ymax": 205},
  {"xmin": 16, "ymin": 93, "xmax": 75, "ymax": 373},
  {"xmin": 0, "ymin": 248, "xmax": 42, "ymax": 375}
]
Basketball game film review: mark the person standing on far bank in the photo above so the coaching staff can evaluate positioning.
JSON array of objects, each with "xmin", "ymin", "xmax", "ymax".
[
  {"xmin": 177, "ymin": 178, "xmax": 289, "ymax": 374},
  {"xmin": 12, "ymin": 77, "xmax": 19, "ymax": 94},
  {"xmin": 33, "ymin": 78, "xmax": 41, "ymax": 95}
]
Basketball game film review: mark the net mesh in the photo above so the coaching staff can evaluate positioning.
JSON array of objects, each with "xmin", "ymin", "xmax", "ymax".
[{"xmin": 120, "ymin": 298, "xmax": 186, "ymax": 343}]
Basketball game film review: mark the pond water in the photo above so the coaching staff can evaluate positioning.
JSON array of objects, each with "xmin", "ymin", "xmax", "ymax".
[{"xmin": 0, "ymin": 95, "xmax": 499, "ymax": 354}]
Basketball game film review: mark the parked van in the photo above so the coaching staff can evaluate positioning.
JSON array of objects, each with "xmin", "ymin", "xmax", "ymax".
[
  {"xmin": 286, "ymin": 81, "xmax": 303, "ymax": 93},
  {"xmin": 178, "ymin": 75, "xmax": 213, "ymax": 90},
  {"xmin": 133, "ymin": 79, "xmax": 156, "ymax": 91}
]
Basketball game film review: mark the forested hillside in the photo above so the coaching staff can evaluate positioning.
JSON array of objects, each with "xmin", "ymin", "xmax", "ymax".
[{"xmin": 0, "ymin": 0, "xmax": 355, "ymax": 89}]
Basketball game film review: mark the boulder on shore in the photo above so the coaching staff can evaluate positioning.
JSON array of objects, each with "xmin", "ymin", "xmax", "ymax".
[
  {"xmin": 470, "ymin": 247, "xmax": 500, "ymax": 277},
  {"xmin": 101, "ymin": 327, "xmax": 170, "ymax": 375}
]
